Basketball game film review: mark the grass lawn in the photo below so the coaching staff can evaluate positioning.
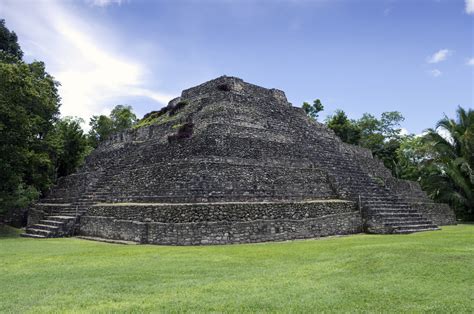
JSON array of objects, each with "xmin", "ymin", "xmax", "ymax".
[{"xmin": 1, "ymin": 225, "xmax": 473, "ymax": 313}]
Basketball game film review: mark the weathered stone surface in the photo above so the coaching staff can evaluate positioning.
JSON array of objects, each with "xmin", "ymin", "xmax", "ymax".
[
  {"xmin": 23, "ymin": 76, "xmax": 456, "ymax": 243},
  {"xmin": 80, "ymin": 204, "xmax": 362, "ymax": 245}
]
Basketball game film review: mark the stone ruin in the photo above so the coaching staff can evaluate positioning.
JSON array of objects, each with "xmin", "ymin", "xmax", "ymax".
[{"xmin": 22, "ymin": 76, "xmax": 456, "ymax": 244}]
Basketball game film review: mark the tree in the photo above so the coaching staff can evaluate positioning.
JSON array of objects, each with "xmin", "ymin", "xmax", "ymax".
[
  {"xmin": 0, "ymin": 58, "xmax": 60, "ymax": 214},
  {"xmin": 354, "ymin": 111, "xmax": 405, "ymax": 173},
  {"xmin": 0, "ymin": 20, "xmax": 63, "ymax": 218},
  {"xmin": 0, "ymin": 19, "xmax": 23, "ymax": 60},
  {"xmin": 302, "ymin": 99, "xmax": 324, "ymax": 120},
  {"xmin": 421, "ymin": 106, "xmax": 473, "ymax": 220},
  {"xmin": 88, "ymin": 115, "xmax": 114, "ymax": 148},
  {"xmin": 325, "ymin": 110, "xmax": 361, "ymax": 145},
  {"xmin": 88, "ymin": 105, "xmax": 137, "ymax": 147},
  {"xmin": 396, "ymin": 136, "xmax": 431, "ymax": 181},
  {"xmin": 48, "ymin": 117, "xmax": 91, "ymax": 178},
  {"xmin": 0, "ymin": 20, "xmax": 99, "ymax": 224},
  {"xmin": 110, "ymin": 105, "xmax": 137, "ymax": 130}
]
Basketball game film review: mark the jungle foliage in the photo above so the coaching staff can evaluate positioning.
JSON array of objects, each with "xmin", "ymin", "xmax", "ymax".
[
  {"xmin": 0, "ymin": 20, "xmax": 136, "ymax": 216},
  {"xmin": 305, "ymin": 99, "xmax": 473, "ymax": 220}
]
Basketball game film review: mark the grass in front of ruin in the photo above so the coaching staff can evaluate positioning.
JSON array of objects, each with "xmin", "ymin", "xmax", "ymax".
[{"xmin": 1, "ymin": 225, "xmax": 473, "ymax": 313}]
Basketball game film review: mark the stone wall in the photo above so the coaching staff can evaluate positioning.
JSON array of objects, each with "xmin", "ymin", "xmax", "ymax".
[
  {"xmin": 80, "ymin": 200, "xmax": 362, "ymax": 245},
  {"xmin": 26, "ymin": 207, "xmax": 45, "ymax": 226},
  {"xmin": 86, "ymin": 200, "xmax": 355, "ymax": 222}
]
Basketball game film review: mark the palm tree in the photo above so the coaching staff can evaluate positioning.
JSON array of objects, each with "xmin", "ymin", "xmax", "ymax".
[{"xmin": 422, "ymin": 106, "xmax": 473, "ymax": 220}]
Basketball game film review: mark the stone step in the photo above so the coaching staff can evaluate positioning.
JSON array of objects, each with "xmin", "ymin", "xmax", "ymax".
[
  {"xmin": 20, "ymin": 233, "xmax": 47, "ymax": 239},
  {"xmin": 31, "ymin": 224, "xmax": 60, "ymax": 231},
  {"xmin": 25, "ymin": 228, "xmax": 52, "ymax": 237},
  {"xmin": 51, "ymin": 210, "xmax": 86, "ymax": 214},
  {"xmin": 382, "ymin": 216, "xmax": 428, "ymax": 222},
  {"xmin": 392, "ymin": 226, "xmax": 439, "ymax": 234},
  {"xmin": 372, "ymin": 211, "xmax": 420, "ymax": 216},
  {"xmin": 39, "ymin": 220, "xmax": 65, "ymax": 227},
  {"xmin": 392, "ymin": 222, "xmax": 437, "ymax": 228},
  {"xmin": 375, "ymin": 215, "xmax": 424, "ymax": 220},
  {"xmin": 363, "ymin": 197, "xmax": 406, "ymax": 202},
  {"xmin": 384, "ymin": 220, "xmax": 431, "ymax": 226},
  {"xmin": 46, "ymin": 215, "xmax": 76, "ymax": 221},
  {"xmin": 366, "ymin": 204, "xmax": 411, "ymax": 209},
  {"xmin": 361, "ymin": 196, "xmax": 408, "ymax": 205},
  {"xmin": 50, "ymin": 214, "xmax": 82, "ymax": 218},
  {"xmin": 372, "ymin": 211, "xmax": 421, "ymax": 216}
]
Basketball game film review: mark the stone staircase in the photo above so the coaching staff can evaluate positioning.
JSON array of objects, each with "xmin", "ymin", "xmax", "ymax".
[
  {"xmin": 319, "ymin": 150, "xmax": 439, "ymax": 234},
  {"xmin": 21, "ymin": 171, "xmax": 104, "ymax": 239},
  {"xmin": 21, "ymin": 216, "xmax": 76, "ymax": 238},
  {"xmin": 362, "ymin": 194, "xmax": 438, "ymax": 234}
]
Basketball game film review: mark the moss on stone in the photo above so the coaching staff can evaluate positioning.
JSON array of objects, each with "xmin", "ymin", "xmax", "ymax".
[
  {"xmin": 172, "ymin": 123, "xmax": 184, "ymax": 130},
  {"xmin": 133, "ymin": 111, "xmax": 177, "ymax": 129}
]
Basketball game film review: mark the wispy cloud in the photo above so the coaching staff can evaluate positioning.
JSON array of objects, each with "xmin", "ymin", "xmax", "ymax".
[
  {"xmin": 0, "ymin": 0, "xmax": 173, "ymax": 129},
  {"xmin": 466, "ymin": 0, "xmax": 474, "ymax": 14},
  {"xmin": 467, "ymin": 58, "xmax": 474, "ymax": 66},
  {"xmin": 86, "ymin": 0, "xmax": 124, "ymax": 7},
  {"xmin": 429, "ymin": 69, "xmax": 442, "ymax": 77},
  {"xmin": 426, "ymin": 49, "xmax": 452, "ymax": 63}
]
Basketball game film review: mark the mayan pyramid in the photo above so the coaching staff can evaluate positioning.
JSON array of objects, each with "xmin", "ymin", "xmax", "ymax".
[{"xmin": 22, "ymin": 76, "xmax": 456, "ymax": 244}]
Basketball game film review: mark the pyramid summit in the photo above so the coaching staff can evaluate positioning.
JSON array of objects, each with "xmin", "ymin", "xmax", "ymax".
[{"xmin": 23, "ymin": 76, "xmax": 455, "ymax": 244}]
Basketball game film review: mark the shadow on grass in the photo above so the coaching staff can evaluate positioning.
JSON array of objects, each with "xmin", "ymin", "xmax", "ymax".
[{"xmin": 0, "ymin": 224, "xmax": 22, "ymax": 238}]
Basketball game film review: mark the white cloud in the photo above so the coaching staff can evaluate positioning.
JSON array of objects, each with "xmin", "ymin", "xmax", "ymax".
[
  {"xmin": 0, "ymin": 0, "xmax": 173, "ymax": 130},
  {"xmin": 437, "ymin": 127, "xmax": 454, "ymax": 145},
  {"xmin": 400, "ymin": 128, "xmax": 409, "ymax": 136},
  {"xmin": 429, "ymin": 69, "xmax": 442, "ymax": 77},
  {"xmin": 467, "ymin": 58, "xmax": 474, "ymax": 66},
  {"xmin": 466, "ymin": 0, "xmax": 474, "ymax": 14},
  {"xmin": 86, "ymin": 0, "xmax": 123, "ymax": 7},
  {"xmin": 427, "ymin": 49, "xmax": 452, "ymax": 63}
]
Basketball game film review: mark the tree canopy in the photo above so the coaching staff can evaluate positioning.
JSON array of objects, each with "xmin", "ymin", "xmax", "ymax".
[
  {"xmin": 324, "ymin": 109, "xmax": 405, "ymax": 173},
  {"xmin": 323, "ymin": 105, "xmax": 473, "ymax": 221},
  {"xmin": 302, "ymin": 99, "xmax": 324, "ymax": 120},
  {"xmin": 0, "ymin": 19, "xmax": 23, "ymax": 60},
  {"xmin": 325, "ymin": 110, "xmax": 361, "ymax": 145},
  {"xmin": 48, "ymin": 117, "xmax": 91, "ymax": 178},
  {"xmin": 420, "ymin": 107, "xmax": 473, "ymax": 220},
  {"xmin": 0, "ymin": 23, "xmax": 61, "ymax": 213},
  {"xmin": 88, "ymin": 105, "xmax": 137, "ymax": 147}
]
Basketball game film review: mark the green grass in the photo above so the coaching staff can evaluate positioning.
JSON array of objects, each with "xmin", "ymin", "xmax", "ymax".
[{"xmin": 1, "ymin": 225, "xmax": 473, "ymax": 313}]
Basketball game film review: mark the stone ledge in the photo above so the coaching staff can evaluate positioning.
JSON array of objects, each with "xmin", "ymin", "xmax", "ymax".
[
  {"xmin": 86, "ymin": 200, "xmax": 358, "ymax": 223},
  {"xmin": 93, "ymin": 199, "xmax": 353, "ymax": 207},
  {"xmin": 76, "ymin": 236, "xmax": 139, "ymax": 245},
  {"xmin": 80, "ymin": 212, "xmax": 363, "ymax": 245}
]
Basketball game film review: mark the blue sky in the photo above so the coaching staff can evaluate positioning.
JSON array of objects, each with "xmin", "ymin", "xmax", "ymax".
[{"xmin": 1, "ymin": 0, "xmax": 473, "ymax": 134}]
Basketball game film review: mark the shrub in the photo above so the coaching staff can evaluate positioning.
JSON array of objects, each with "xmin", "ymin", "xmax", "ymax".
[
  {"xmin": 169, "ymin": 101, "xmax": 188, "ymax": 116},
  {"xmin": 134, "ymin": 107, "xmax": 174, "ymax": 129}
]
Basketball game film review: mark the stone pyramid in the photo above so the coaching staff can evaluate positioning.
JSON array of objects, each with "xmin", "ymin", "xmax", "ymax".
[{"xmin": 23, "ymin": 76, "xmax": 455, "ymax": 244}]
